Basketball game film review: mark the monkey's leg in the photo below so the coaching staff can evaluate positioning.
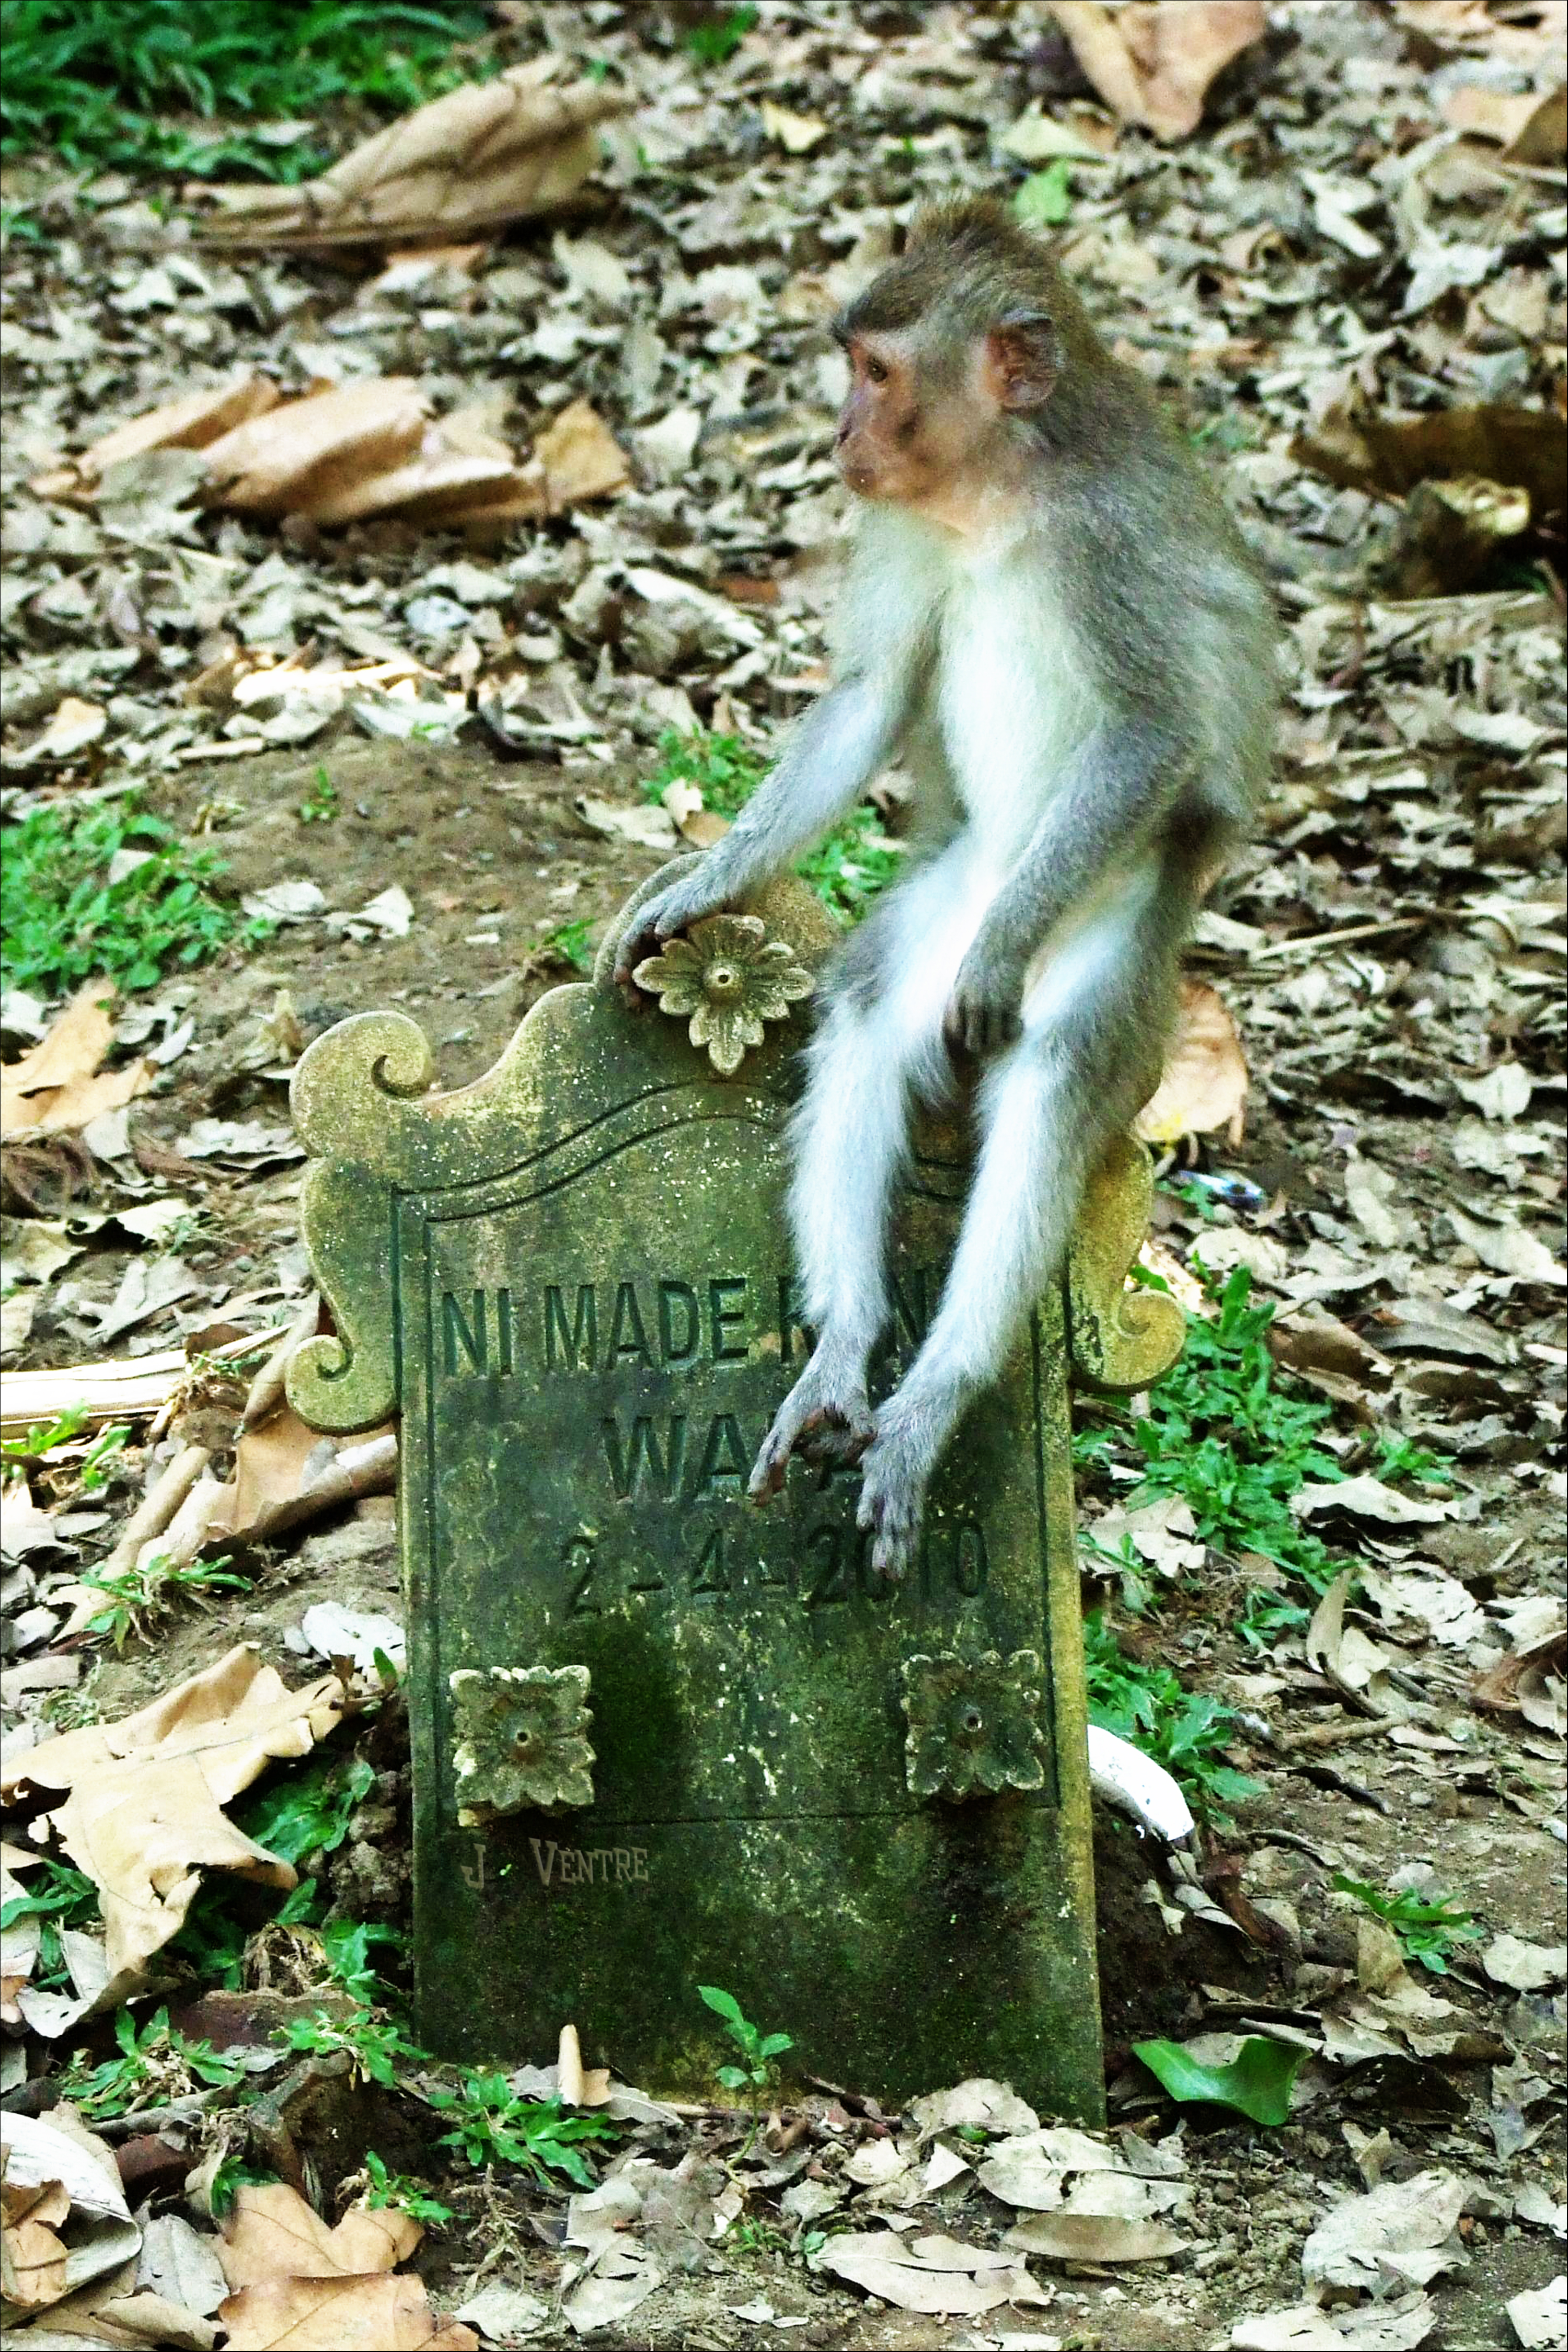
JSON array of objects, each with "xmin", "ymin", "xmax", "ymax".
[
  {"xmin": 858, "ymin": 872, "xmax": 1180, "ymax": 1576},
  {"xmin": 750, "ymin": 863, "xmax": 970, "ymax": 1501},
  {"xmin": 747, "ymin": 992, "xmax": 908, "ymax": 1497}
]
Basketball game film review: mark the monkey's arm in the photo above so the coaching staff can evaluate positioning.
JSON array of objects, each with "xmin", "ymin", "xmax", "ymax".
[
  {"xmin": 943, "ymin": 720, "xmax": 1194, "ymax": 1056},
  {"xmin": 612, "ymin": 674, "xmax": 908, "ymax": 987}
]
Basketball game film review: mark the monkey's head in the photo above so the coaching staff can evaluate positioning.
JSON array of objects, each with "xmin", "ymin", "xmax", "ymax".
[{"xmin": 832, "ymin": 198, "xmax": 1087, "ymax": 515}]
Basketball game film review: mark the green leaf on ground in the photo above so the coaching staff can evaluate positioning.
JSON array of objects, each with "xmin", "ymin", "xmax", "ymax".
[{"xmin": 1132, "ymin": 2033, "xmax": 1304, "ymax": 2126}]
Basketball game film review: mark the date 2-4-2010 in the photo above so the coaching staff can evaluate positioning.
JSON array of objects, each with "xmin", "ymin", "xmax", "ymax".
[{"xmin": 559, "ymin": 1515, "xmax": 992, "ymax": 1617}]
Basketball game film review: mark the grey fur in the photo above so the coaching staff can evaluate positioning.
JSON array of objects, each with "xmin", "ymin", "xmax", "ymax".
[{"xmin": 616, "ymin": 211, "xmax": 1278, "ymax": 1577}]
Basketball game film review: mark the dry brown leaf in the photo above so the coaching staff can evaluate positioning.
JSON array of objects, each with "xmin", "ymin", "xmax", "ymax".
[
  {"xmin": 220, "ymin": 2273, "xmax": 475, "ymax": 2351},
  {"xmin": 478, "ymin": 397, "xmax": 632, "ymax": 523},
  {"xmin": 30, "ymin": 373, "xmax": 279, "ymax": 500},
  {"xmin": 305, "ymin": 445, "xmax": 520, "ymax": 528},
  {"xmin": 816, "ymin": 2229, "xmax": 1049, "ymax": 2318},
  {"xmin": 1133, "ymin": 979, "xmax": 1249, "ymax": 1146},
  {"xmin": 33, "ymin": 378, "xmax": 625, "ymax": 533},
  {"xmin": 219, "ymin": 2183, "xmax": 420, "ymax": 2290},
  {"xmin": 187, "ymin": 65, "xmax": 627, "ymax": 248},
  {"xmin": 1293, "ymin": 401, "xmax": 1567, "ymax": 529},
  {"xmin": 202, "ymin": 380, "xmax": 430, "ymax": 517},
  {"xmin": 0, "ymin": 980, "xmax": 153, "ymax": 1142},
  {"xmin": 1050, "ymin": 2, "xmax": 1266, "ymax": 141},
  {"xmin": 1373, "ymin": 474, "xmax": 1534, "ymax": 598},
  {"xmin": 2, "ymin": 1647, "xmax": 347, "ymax": 1977},
  {"xmin": 0, "ymin": 2185, "xmax": 71, "ymax": 2312},
  {"xmin": 533, "ymin": 397, "xmax": 632, "ymax": 509},
  {"xmin": 214, "ymin": 1406, "xmax": 329, "ymax": 1541},
  {"xmin": 21, "ymin": 696, "xmax": 108, "ymax": 762},
  {"xmin": 1443, "ymin": 82, "xmax": 1566, "ymax": 160}
]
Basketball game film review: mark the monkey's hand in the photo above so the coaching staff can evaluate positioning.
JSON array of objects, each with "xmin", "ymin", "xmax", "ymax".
[
  {"xmin": 611, "ymin": 860, "xmax": 734, "ymax": 1001},
  {"xmin": 942, "ymin": 940, "xmax": 1025, "ymax": 1060}
]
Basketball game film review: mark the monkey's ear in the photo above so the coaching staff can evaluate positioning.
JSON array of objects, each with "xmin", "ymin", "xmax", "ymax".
[{"xmin": 985, "ymin": 310, "xmax": 1056, "ymax": 411}]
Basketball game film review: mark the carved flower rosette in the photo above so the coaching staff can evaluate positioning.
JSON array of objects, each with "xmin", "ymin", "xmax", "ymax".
[
  {"xmin": 901, "ymin": 1649, "xmax": 1046, "ymax": 1802},
  {"xmin": 449, "ymin": 1663, "xmax": 595, "ymax": 1826},
  {"xmin": 633, "ymin": 913, "xmax": 812, "ymax": 1077}
]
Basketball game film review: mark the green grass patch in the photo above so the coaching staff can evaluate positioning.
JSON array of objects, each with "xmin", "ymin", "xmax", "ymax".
[
  {"xmin": 1077, "ymin": 1267, "xmax": 1355, "ymax": 1645},
  {"xmin": 646, "ymin": 727, "xmax": 903, "ymax": 924},
  {"xmin": 682, "ymin": 8, "xmax": 757, "ymax": 65},
  {"xmin": 1, "ymin": 1406, "xmax": 129, "ymax": 1490},
  {"xmin": 1083, "ymin": 1610, "xmax": 1260, "ymax": 1824},
  {"xmin": 2, "ymin": 794, "xmax": 264, "ymax": 996},
  {"xmin": 429, "ymin": 2074, "xmax": 619, "ymax": 2183},
  {"xmin": 60, "ymin": 2002, "xmax": 246, "ymax": 2119},
  {"xmin": 1332, "ymin": 1874, "xmax": 1483, "ymax": 1976},
  {"xmin": 76, "ymin": 1550, "xmax": 251, "ymax": 1649},
  {"xmin": 1, "ymin": 0, "xmax": 491, "ymax": 181},
  {"xmin": 0, "ymin": 1860, "xmax": 100, "ymax": 1991}
]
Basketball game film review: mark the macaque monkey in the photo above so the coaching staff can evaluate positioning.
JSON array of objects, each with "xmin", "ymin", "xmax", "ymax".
[{"xmin": 615, "ymin": 198, "xmax": 1277, "ymax": 1577}]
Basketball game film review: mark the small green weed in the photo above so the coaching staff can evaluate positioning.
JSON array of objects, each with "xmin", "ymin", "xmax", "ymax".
[
  {"xmin": 297, "ymin": 765, "xmax": 339, "ymax": 824},
  {"xmin": 318, "ymin": 1916, "xmax": 405, "ymax": 2005},
  {"xmin": 1371, "ymin": 1431, "xmax": 1450, "ymax": 1486},
  {"xmin": 1, "ymin": 795, "xmax": 264, "ymax": 997},
  {"xmin": 277, "ymin": 2002, "xmax": 426, "ymax": 2088},
  {"xmin": 1, "ymin": 1406, "xmax": 129, "ymax": 1491},
  {"xmin": 645, "ymin": 728, "xmax": 903, "ymax": 924},
  {"xmin": 210, "ymin": 2159, "xmax": 279, "ymax": 2216},
  {"xmin": 698, "ymin": 1983, "xmax": 792, "ymax": 2150},
  {"xmin": 241, "ymin": 1755, "xmax": 376, "ymax": 1867},
  {"xmin": 1191, "ymin": 416, "xmax": 1262, "ymax": 455},
  {"xmin": 1332, "ymin": 1875, "xmax": 1484, "ymax": 1976},
  {"xmin": 358, "ymin": 2149, "xmax": 453, "ymax": 2227},
  {"xmin": 1013, "ymin": 162, "xmax": 1072, "ymax": 225},
  {"xmin": 60, "ymin": 2003, "xmax": 246, "ymax": 2120},
  {"xmin": 1, "ymin": 1, "xmax": 492, "ymax": 181},
  {"xmin": 77, "ymin": 1550, "xmax": 250, "ymax": 1648},
  {"xmin": 0, "ymin": 1860, "xmax": 99, "ymax": 1989},
  {"xmin": 532, "ymin": 917, "xmax": 594, "ymax": 975},
  {"xmin": 429, "ymin": 2073, "xmax": 619, "ymax": 2184},
  {"xmin": 683, "ymin": 7, "xmax": 757, "ymax": 65},
  {"xmin": 1076, "ymin": 1269, "xmax": 1352, "ymax": 1641},
  {"xmin": 1082, "ymin": 1611, "xmax": 1261, "ymax": 1823}
]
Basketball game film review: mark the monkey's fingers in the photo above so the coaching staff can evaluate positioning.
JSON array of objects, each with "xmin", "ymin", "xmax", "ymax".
[{"xmin": 747, "ymin": 1424, "xmax": 800, "ymax": 1505}]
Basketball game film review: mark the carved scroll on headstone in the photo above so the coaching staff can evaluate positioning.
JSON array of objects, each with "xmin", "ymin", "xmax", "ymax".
[{"xmin": 289, "ymin": 862, "xmax": 1182, "ymax": 2119}]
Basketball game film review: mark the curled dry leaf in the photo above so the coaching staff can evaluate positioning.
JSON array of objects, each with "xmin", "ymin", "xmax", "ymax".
[
  {"xmin": 1050, "ymin": 2, "xmax": 1267, "ymax": 141},
  {"xmin": 34, "ymin": 378, "xmax": 629, "ymax": 534},
  {"xmin": 203, "ymin": 381, "xmax": 430, "ymax": 516},
  {"xmin": 1, "ymin": 1646, "xmax": 347, "ymax": 1977},
  {"xmin": 1443, "ymin": 82, "xmax": 1567, "ymax": 163},
  {"xmin": 1133, "ymin": 978, "xmax": 1249, "ymax": 1147},
  {"xmin": 186, "ymin": 64, "xmax": 629, "ymax": 248},
  {"xmin": 815, "ymin": 2229, "xmax": 1050, "ymax": 2317},
  {"xmin": 0, "ymin": 2108, "xmax": 141, "ymax": 2316},
  {"xmin": 30, "ymin": 372, "xmax": 279, "ymax": 502},
  {"xmin": 1292, "ymin": 401, "xmax": 1567, "ymax": 531},
  {"xmin": 1300, "ymin": 2169, "xmax": 1469, "ymax": 2295},
  {"xmin": 0, "ymin": 979, "xmax": 153, "ymax": 1143}
]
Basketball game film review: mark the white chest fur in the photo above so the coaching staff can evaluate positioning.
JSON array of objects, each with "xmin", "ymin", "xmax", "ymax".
[{"xmin": 934, "ymin": 541, "xmax": 1099, "ymax": 867}]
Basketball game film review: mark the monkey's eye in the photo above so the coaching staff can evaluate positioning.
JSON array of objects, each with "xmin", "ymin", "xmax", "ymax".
[{"xmin": 864, "ymin": 355, "xmax": 889, "ymax": 385}]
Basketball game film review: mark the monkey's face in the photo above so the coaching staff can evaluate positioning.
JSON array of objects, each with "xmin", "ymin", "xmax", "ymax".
[{"xmin": 834, "ymin": 332, "xmax": 987, "ymax": 510}]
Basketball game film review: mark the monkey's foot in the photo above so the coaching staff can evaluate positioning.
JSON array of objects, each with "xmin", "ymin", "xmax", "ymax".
[
  {"xmin": 748, "ymin": 1353, "xmax": 873, "ymax": 1503},
  {"xmin": 856, "ymin": 1396, "xmax": 948, "ymax": 1582}
]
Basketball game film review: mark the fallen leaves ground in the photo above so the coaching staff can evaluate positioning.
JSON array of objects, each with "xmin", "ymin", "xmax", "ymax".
[{"xmin": 1, "ymin": 3, "xmax": 1564, "ymax": 2348}]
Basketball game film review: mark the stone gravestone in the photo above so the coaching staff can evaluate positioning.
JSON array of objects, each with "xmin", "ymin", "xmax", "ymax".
[{"xmin": 289, "ymin": 863, "xmax": 1182, "ymax": 2121}]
